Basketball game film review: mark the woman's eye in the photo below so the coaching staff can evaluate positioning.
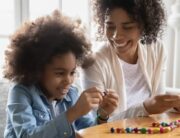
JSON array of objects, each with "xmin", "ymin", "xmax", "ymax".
[
  {"xmin": 106, "ymin": 25, "xmax": 116, "ymax": 30},
  {"xmin": 123, "ymin": 24, "xmax": 137, "ymax": 30}
]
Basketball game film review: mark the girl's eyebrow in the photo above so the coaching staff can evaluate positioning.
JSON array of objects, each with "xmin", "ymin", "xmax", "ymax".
[
  {"xmin": 105, "ymin": 21, "xmax": 135, "ymax": 25},
  {"xmin": 53, "ymin": 67, "xmax": 76, "ymax": 71}
]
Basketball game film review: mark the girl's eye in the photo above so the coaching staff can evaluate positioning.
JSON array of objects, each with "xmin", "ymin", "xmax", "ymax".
[
  {"xmin": 123, "ymin": 26, "xmax": 134, "ymax": 30},
  {"xmin": 55, "ymin": 72, "xmax": 64, "ymax": 76},
  {"xmin": 71, "ymin": 71, "xmax": 76, "ymax": 76}
]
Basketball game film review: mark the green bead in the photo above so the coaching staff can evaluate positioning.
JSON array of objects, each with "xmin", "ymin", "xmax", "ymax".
[
  {"xmin": 140, "ymin": 128, "xmax": 147, "ymax": 134},
  {"xmin": 161, "ymin": 122, "xmax": 169, "ymax": 127}
]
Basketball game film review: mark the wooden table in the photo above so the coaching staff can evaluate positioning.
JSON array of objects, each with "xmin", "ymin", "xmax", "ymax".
[{"xmin": 78, "ymin": 112, "xmax": 180, "ymax": 138}]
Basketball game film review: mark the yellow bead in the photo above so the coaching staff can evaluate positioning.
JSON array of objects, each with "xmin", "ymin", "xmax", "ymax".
[{"xmin": 153, "ymin": 128, "xmax": 160, "ymax": 133}]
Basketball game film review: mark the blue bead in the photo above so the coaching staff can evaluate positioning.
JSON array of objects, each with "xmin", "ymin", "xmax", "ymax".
[
  {"xmin": 110, "ymin": 127, "xmax": 115, "ymax": 133},
  {"xmin": 126, "ymin": 127, "xmax": 132, "ymax": 133}
]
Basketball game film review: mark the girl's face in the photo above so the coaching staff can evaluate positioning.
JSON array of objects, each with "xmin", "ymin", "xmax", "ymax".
[
  {"xmin": 104, "ymin": 8, "xmax": 141, "ymax": 63},
  {"xmin": 40, "ymin": 52, "xmax": 76, "ymax": 101}
]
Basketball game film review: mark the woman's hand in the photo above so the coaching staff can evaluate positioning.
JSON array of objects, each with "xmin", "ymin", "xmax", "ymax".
[
  {"xmin": 143, "ymin": 94, "xmax": 180, "ymax": 114},
  {"xmin": 98, "ymin": 89, "xmax": 119, "ymax": 117},
  {"xmin": 66, "ymin": 87, "xmax": 103, "ymax": 123}
]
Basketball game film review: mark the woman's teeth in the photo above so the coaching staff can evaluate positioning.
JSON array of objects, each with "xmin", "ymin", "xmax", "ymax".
[{"xmin": 114, "ymin": 42, "xmax": 127, "ymax": 47}]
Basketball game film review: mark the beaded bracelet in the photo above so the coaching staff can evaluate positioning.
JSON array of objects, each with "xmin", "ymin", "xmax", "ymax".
[
  {"xmin": 97, "ymin": 108, "xmax": 109, "ymax": 121},
  {"xmin": 110, "ymin": 119, "xmax": 180, "ymax": 134}
]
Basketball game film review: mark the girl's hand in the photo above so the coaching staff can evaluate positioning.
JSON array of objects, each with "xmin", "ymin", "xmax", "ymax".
[
  {"xmin": 99, "ymin": 89, "xmax": 119, "ymax": 117},
  {"xmin": 143, "ymin": 94, "xmax": 180, "ymax": 114},
  {"xmin": 67, "ymin": 87, "xmax": 103, "ymax": 122}
]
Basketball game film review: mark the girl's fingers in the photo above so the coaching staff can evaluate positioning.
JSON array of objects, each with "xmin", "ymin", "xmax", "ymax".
[
  {"xmin": 104, "ymin": 97, "xmax": 118, "ymax": 107},
  {"xmin": 84, "ymin": 86, "xmax": 103, "ymax": 93},
  {"xmin": 82, "ymin": 90, "xmax": 103, "ymax": 102},
  {"xmin": 107, "ymin": 93, "xmax": 119, "ymax": 101},
  {"xmin": 90, "ymin": 98, "xmax": 103, "ymax": 104}
]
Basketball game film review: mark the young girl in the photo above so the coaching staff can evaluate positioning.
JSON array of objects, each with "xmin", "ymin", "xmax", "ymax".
[{"xmin": 3, "ymin": 11, "xmax": 119, "ymax": 138}]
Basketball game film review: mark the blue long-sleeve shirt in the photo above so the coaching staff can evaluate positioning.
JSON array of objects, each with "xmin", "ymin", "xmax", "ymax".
[{"xmin": 4, "ymin": 84, "xmax": 96, "ymax": 138}]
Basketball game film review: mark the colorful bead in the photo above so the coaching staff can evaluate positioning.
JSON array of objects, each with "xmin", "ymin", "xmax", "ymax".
[
  {"xmin": 147, "ymin": 128, "xmax": 152, "ymax": 134},
  {"xmin": 160, "ymin": 127, "xmax": 164, "ymax": 133},
  {"xmin": 133, "ymin": 127, "xmax": 139, "ymax": 133},
  {"xmin": 125, "ymin": 127, "xmax": 132, "ymax": 133},
  {"xmin": 164, "ymin": 127, "xmax": 171, "ymax": 133},
  {"xmin": 161, "ymin": 122, "xmax": 169, "ymax": 127},
  {"xmin": 109, "ymin": 119, "xmax": 180, "ymax": 134},
  {"xmin": 116, "ymin": 128, "xmax": 121, "ymax": 133},
  {"xmin": 140, "ymin": 128, "xmax": 147, "ymax": 134},
  {"xmin": 121, "ymin": 128, "xmax": 125, "ymax": 133},
  {"xmin": 153, "ymin": 128, "xmax": 160, "ymax": 133},
  {"xmin": 152, "ymin": 122, "xmax": 160, "ymax": 127},
  {"xmin": 110, "ymin": 127, "xmax": 115, "ymax": 133}
]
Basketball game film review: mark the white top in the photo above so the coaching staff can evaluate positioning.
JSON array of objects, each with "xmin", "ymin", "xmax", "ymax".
[
  {"xmin": 120, "ymin": 59, "xmax": 150, "ymax": 108},
  {"xmin": 81, "ymin": 40, "xmax": 167, "ymax": 121}
]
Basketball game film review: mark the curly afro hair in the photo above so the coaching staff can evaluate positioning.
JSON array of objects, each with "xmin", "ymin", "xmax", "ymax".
[
  {"xmin": 92, "ymin": 0, "xmax": 166, "ymax": 44},
  {"xmin": 3, "ymin": 10, "xmax": 92, "ymax": 85}
]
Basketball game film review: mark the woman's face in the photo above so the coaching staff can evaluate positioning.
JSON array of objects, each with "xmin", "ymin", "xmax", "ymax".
[
  {"xmin": 104, "ymin": 8, "xmax": 141, "ymax": 62},
  {"xmin": 40, "ymin": 52, "xmax": 76, "ymax": 101}
]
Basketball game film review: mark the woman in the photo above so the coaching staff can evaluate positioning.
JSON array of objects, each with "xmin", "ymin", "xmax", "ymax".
[{"xmin": 82, "ymin": 0, "xmax": 180, "ymax": 120}]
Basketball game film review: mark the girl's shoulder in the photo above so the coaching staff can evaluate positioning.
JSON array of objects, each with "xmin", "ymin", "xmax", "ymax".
[
  {"xmin": 68, "ymin": 86, "xmax": 79, "ymax": 97},
  {"xmin": 8, "ymin": 83, "xmax": 40, "ymax": 101}
]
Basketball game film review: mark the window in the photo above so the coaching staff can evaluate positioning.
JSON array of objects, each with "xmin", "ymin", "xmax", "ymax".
[
  {"xmin": 62, "ymin": 0, "xmax": 90, "ymax": 29},
  {"xmin": 0, "ymin": 0, "xmax": 15, "ymax": 80},
  {"xmin": 29, "ymin": 0, "xmax": 60, "ymax": 20},
  {"xmin": 0, "ymin": 0, "xmax": 15, "ymax": 35}
]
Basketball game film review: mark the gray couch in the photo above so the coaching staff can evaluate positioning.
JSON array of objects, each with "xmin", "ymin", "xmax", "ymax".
[{"xmin": 0, "ymin": 82, "xmax": 9, "ymax": 138}]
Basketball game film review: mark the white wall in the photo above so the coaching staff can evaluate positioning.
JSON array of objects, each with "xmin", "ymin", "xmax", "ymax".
[{"xmin": 163, "ymin": 0, "xmax": 180, "ymax": 88}]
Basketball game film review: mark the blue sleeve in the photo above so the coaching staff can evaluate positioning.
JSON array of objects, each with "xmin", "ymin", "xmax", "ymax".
[
  {"xmin": 74, "ymin": 111, "xmax": 97, "ymax": 130},
  {"xmin": 68, "ymin": 86, "xmax": 97, "ymax": 130},
  {"xmin": 6, "ymin": 85, "xmax": 74, "ymax": 138}
]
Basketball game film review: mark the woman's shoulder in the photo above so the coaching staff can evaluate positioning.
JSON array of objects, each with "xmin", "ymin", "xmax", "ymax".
[
  {"xmin": 140, "ymin": 39, "xmax": 165, "ymax": 55},
  {"xmin": 141, "ymin": 39, "xmax": 164, "ymax": 50},
  {"xmin": 92, "ymin": 41, "xmax": 112, "ymax": 62}
]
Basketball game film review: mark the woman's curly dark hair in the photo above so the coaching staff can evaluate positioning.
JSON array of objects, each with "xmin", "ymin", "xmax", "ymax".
[
  {"xmin": 3, "ymin": 10, "xmax": 92, "ymax": 85},
  {"xmin": 92, "ymin": 0, "xmax": 166, "ymax": 44}
]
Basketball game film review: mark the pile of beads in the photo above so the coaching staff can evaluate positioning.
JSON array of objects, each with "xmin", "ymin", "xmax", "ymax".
[{"xmin": 110, "ymin": 119, "xmax": 180, "ymax": 134}]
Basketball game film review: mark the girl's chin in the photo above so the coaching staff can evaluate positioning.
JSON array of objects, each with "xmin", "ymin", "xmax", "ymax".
[{"xmin": 54, "ymin": 95, "xmax": 66, "ymax": 100}]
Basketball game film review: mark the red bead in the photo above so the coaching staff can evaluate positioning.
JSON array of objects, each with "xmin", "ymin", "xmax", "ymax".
[
  {"xmin": 160, "ymin": 127, "xmax": 164, "ymax": 133},
  {"xmin": 152, "ymin": 122, "xmax": 156, "ymax": 127},
  {"xmin": 133, "ymin": 128, "xmax": 139, "ymax": 133},
  {"xmin": 116, "ymin": 128, "xmax": 121, "ymax": 133},
  {"xmin": 147, "ymin": 129, "xmax": 152, "ymax": 134}
]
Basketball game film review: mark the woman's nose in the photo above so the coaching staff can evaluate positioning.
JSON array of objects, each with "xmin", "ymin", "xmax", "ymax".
[{"xmin": 112, "ymin": 29, "xmax": 124, "ymax": 40}]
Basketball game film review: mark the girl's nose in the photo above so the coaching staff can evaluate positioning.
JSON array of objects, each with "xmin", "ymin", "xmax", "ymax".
[{"xmin": 64, "ymin": 75, "xmax": 73, "ymax": 84}]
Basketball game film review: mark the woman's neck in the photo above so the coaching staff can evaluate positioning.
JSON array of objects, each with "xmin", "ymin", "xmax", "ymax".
[{"xmin": 117, "ymin": 48, "xmax": 138, "ymax": 64}]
